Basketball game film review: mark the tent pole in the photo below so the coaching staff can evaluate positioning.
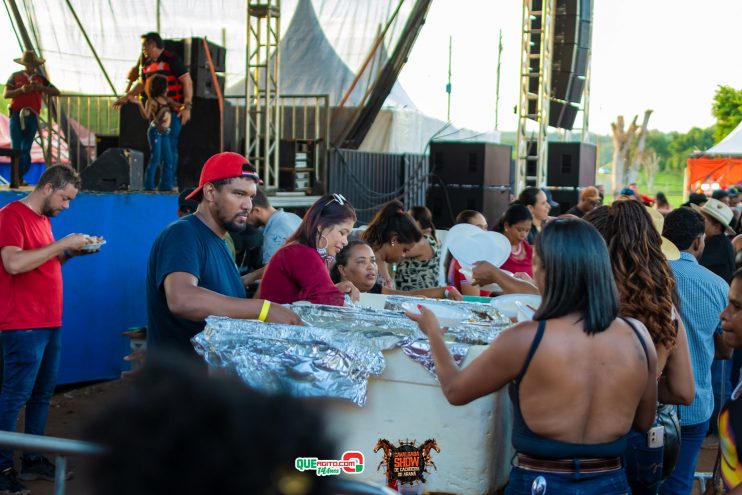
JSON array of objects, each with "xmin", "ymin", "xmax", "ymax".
[
  {"xmin": 63, "ymin": 0, "xmax": 119, "ymax": 97},
  {"xmin": 6, "ymin": 0, "xmax": 35, "ymax": 51}
]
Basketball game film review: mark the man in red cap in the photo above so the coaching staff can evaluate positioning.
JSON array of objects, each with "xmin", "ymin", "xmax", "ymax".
[{"xmin": 145, "ymin": 152, "xmax": 301, "ymax": 360}]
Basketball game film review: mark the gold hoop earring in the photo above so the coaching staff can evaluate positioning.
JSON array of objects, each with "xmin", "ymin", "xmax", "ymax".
[{"xmin": 318, "ymin": 235, "xmax": 329, "ymax": 249}]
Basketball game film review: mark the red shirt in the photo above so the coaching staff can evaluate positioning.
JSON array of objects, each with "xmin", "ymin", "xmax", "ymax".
[
  {"xmin": 141, "ymin": 50, "xmax": 188, "ymax": 104},
  {"xmin": 500, "ymin": 241, "xmax": 533, "ymax": 277},
  {"xmin": 6, "ymin": 71, "xmax": 53, "ymax": 113},
  {"xmin": 0, "ymin": 201, "xmax": 63, "ymax": 330},
  {"xmin": 260, "ymin": 243, "xmax": 344, "ymax": 306},
  {"xmin": 447, "ymin": 258, "xmax": 491, "ymax": 297}
]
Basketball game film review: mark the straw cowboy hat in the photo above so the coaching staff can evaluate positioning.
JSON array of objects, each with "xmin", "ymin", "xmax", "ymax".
[
  {"xmin": 14, "ymin": 50, "xmax": 45, "ymax": 67},
  {"xmin": 645, "ymin": 206, "xmax": 680, "ymax": 260},
  {"xmin": 691, "ymin": 198, "xmax": 736, "ymax": 236}
]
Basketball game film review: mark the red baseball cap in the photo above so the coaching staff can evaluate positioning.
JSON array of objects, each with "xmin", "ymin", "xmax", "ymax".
[{"xmin": 185, "ymin": 152, "xmax": 262, "ymax": 200}]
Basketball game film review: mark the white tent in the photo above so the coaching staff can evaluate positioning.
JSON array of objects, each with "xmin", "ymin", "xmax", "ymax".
[{"xmin": 703, "ymin": 120, "xmax": 742, "ymax": 157}]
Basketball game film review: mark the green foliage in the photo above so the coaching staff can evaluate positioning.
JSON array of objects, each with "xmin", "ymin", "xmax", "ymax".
[
  {"xmin": 642, "ymin": 127, "xmax": 714, "ymax": 172},
  {"xmin": 712, "ymin": 85, "xmax": 742, "ymax": 143},
  {"xmin": 0, "ymin": 84, "xmax": 8, "ymax": 116}
]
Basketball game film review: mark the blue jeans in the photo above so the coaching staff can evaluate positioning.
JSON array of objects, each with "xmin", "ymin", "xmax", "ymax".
[
  {"xmin": 709, "ymin": 358, "xmax": 733, "ymax": 435},
  {"xmin": 168, "ymin": 111, "xmax": 182, "ymax": 185},
  {"xmin": 0, "ymin": 329, "xmax": 62, "ymax": 469},
  {"xmin": 624, "ymin": 429, "xmax": 664, "ymax": 495},
  {"xmin": 659, "ymin": 420, "xmax": 709, "ymax": 495},
  {"xmin": 9, "ymin": 111, "xmax": 39, "ymax": 180},
  {"xmin": 506, "ymin": 465, "xmax": 630, "ymax": 495},
  {"xmin": 145, "ymin": 125, "xmax": 175, "ymax": 191}
]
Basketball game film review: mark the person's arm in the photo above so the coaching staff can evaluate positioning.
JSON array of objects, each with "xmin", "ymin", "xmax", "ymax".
[
  {"xmin": 405, "ymin": 305, "xmax": 530, "ymax": 405},
  {"xmin": 113, "ymin": 81, "xmax": 144, "ymax": 109},
  {"xmin": 242, "ymin": 266, "xmax": 266, "ymax": 287},
  {"xmin": 382, "ymin": 285, "xmax": 464, "ymax": 301},
  {"xmin": 132, "ymin": 98, "xmax": 150, "ymax": 120},
  {"xmin": 403, "ymin": 237, "xmax": 433, "ymax": 260},
  {"xmin": 163, "ymin": 271, "xmax": 301, "ymax": 324},
  {"xmin": 629, "ymin": 318, "xmax": 659, "ymax": 432},
  {"xmin": 178, "ymin": 73, "xmax": 193, "ymax": 124},
  {"xmin": 472, "ymin": 261, "xmax": 540, "ymax": 295},
  {"xmin": 1, "ymin": 233, "xmax": 90, "ymax": 275},
  {"xmin": 658, "ymin": 314, "xmax": 695, "ymax": 405},
  {"xmin": 38, "ymin": 76, "xmax": 59, "ymax": 97}
]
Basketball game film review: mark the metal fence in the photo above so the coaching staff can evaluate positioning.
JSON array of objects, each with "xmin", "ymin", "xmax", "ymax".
[{"xmin": 328, "ymin": 148, "xmax": 429, "ymax": 223}]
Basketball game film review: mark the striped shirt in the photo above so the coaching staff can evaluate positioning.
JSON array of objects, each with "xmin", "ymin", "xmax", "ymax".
[
  {"xmin": 141, "ymin": 50, "xmax": 188, "ymax": 104},
  {"xmin": 670, "ymin": 252, "xmax": 728, "ymax": 425}
]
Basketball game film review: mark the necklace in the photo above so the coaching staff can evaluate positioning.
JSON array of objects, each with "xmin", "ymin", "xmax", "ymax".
[{"xmin": 511, "ymin": 241, "xmax": 523, "ymax": 257}]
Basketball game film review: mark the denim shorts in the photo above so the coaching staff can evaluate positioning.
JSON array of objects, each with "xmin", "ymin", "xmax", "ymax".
[{"xmin": 505, "ymin": 465, "xmax": 630, "ymax": 495}]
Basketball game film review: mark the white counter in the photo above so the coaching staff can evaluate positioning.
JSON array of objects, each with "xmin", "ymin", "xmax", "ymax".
[{"xmin": 323, "ymin": 346, "xmax": 514, "ymax": 494}]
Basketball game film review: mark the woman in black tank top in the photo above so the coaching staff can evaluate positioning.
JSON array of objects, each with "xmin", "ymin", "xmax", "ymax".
[{"xmin": 406, "ymin": 218, "xmax": 657, "ymax": 495}]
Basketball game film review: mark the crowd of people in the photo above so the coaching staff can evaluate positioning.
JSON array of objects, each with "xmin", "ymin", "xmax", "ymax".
[{"xmin": 1, "ymin": 41, "xmax": 741, "ymax": 493}]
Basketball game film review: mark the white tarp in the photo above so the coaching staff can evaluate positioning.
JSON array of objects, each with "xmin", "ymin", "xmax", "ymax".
[{"xmin": 704, "ymin": 120, "xmax": 742, "ymax": 157}]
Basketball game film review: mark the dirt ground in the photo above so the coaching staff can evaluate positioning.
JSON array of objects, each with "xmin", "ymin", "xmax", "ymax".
[{"xmin": 14, "ymin": 380, "xmax": 720, "ymax": 495}]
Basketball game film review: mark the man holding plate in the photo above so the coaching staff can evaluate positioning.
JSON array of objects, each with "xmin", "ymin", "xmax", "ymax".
[{"xmin": 0, "ymin": 165, "xmax": 99, "ymax": 493}]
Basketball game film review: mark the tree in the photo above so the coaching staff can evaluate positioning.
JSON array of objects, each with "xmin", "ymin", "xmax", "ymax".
[
  {"xmin": 610, "ymin": 110, "xmax": 652, "ymax": 193},
  {"xmin": 626, "ymin": 110, "xmax": 653, "ymax": 184},
  {"xmin": 712, "ymin": 85, "xmax": 742, "ymax": 143},
  {"xmin": 642, "ymin": 150, "xmax": 660, "ymax": 191}
]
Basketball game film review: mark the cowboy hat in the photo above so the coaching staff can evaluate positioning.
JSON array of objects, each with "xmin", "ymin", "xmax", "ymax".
[
  {"xmin": 645, "ymin": 206, "xmax": 680, "ymax": 260},
  {"xmin": 691, "ymin": 198, "xmax": 736, "ymax": 235},
  {"xmin": 14, "ymin": 51, "xmax": 45, "ymax": 67}
]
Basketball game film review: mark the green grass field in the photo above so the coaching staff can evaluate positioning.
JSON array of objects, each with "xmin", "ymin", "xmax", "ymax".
[{"xmin": 598, "ymin": 170, "xmax": 686, "ymax": 207}]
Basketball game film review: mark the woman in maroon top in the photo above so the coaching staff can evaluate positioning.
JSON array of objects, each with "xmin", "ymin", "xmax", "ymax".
[
  {"xmin": 496, "ymin": 204, "xmax": 534, "ymax": 278},
  {"xmin": 259, "ymin": 194, "xmax": 359, "ymax": 306}
]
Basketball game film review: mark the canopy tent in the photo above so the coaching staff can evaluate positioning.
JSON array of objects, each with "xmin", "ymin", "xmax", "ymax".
[
  {"xmin": 6, "ymin": 0, "xmax": 498, "ymax": 155},
  {"xmin": 687, "ymin": 120, "xmax": 742, "ymax": 190}
]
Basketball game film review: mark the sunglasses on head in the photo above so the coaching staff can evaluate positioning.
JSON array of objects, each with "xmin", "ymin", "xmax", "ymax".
[{"xmin": 324, "ymin": 193, "xmax": 347, "ymax": 208}]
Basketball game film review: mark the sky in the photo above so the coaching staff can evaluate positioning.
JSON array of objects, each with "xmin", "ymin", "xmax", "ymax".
[{"xmin": 1, "ymin": 0, "xmax": 740, "ymax": 137}]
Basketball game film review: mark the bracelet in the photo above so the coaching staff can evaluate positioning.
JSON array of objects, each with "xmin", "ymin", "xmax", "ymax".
[
  {"xmin": 444, "ymin": 285, "xmax": 456, "ymax": 298},
  {"xmin": 63, "ymin": 249, "xmax": 71, "ymax": 259},
  {"xmin": 258, "ymin": 300, "xmax": 271, "ymax": 322}
]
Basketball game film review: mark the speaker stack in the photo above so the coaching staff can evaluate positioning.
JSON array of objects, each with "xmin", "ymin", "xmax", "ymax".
[
  {"xmin": 527, "ymin": 0, "xmax": 592, "ymax": 130},
  {"xmin": 164, "ymin": 37, "xmax": 226, "ymax": 99},
  {"xmin": 426, "ymin": 142, "xmax": 513, "ymax": 229},
  {"xmin": 546, "ymin": 142, "xmax": 597, "ymax": 211},
  {"xmin": 81, "ymin": 148, "xmax": 144, "ymax": 192}
]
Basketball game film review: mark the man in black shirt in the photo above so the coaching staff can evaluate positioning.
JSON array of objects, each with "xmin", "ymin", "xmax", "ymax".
[{"xmin": 566, "ymin": 186, "xmax": 601, "ymax": 218}]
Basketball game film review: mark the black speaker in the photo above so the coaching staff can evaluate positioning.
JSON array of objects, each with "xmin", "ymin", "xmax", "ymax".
[
  {"xmin": 118, "ymin": 102, "xmax": 149, "ymax": 156},
  {"xmin": 95, "ymin": 134, "xmax": 119, "ymax": 159},
  {"xmin": 164, "ymin": 37, "xmax": 226, "ymax": 72},
  {"xmin": 546, "ymin": 142, "xmax": 596, "ymax": 188},
  {"xmin": 429, "ymin": 142, "xmax": 512, "ymax": 187},
  {"xmin": 548, "ymin": 101, "xmax": 580, "ymax": 130},
  {"xmin": 192, "ymin": 67, "xmax": 225, "ymax": 99},
  {"xmin": 427, "ymin": 185, "xmax": 510, "ymax": 230},
  {"xmin": 177, "ymin": 98, "xmax": 224, "ymax": 189},
  {"xmin": 81, "ymin": 148, "xmax": 144, "ymax": 191}
]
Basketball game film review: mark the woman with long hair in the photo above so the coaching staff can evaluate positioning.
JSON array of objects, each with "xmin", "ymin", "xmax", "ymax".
[
  {"xmin": 361, "ymin": 200, "xmax": 422, "ymax": 290},
  {"xmin": 584, "ymin": 200, "xmax": 694, "ymax": 494},
  {"xmin": 407, "ymin": 218, "xmax": 657, "ymax": 494},
  {"xmin": 395, "ymin": 206, "xmax": 441, "ymax": 291},
  {"xmin": 517, "ymin": 187, "xmax": 551, "ymax": 244},
  {"xmin": 494, "ymin": 204, "xmax": 534, "ymax": 277},
  {"xmin": 331, "ymin": 240, "xmax": 462, "ymax": 300},
  {"xmin": 260, "ymin": 194, "xmax": 358, "ymax": 305}
]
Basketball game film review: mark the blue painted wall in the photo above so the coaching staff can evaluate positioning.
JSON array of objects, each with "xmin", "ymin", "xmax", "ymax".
[{"xmin": 0, "ymin": 191, "xmax": 177, "ymax": 384}]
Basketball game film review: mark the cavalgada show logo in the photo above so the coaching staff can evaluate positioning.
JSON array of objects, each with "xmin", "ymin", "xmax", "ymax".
[
  {"xmin": 374, "ymin": 438, "xmax": 440, "ymax": 487},
  {"xmin": 294, "ymin": 451, "xmax": 364, "ymax": 476}
]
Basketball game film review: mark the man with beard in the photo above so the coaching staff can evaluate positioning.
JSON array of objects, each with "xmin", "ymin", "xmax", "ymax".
[
  {"xmin": 0, "ymin": 165, "xmax": 96, "ymax": 493},
  {"xmin": 145, "ymin": 152, "xmax": 302, "ymax": 361}
]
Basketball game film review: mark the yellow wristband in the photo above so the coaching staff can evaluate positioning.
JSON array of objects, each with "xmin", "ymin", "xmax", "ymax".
[{"xmin": 258, "ymin": 300, "xmax": 271, "ymax": 322}]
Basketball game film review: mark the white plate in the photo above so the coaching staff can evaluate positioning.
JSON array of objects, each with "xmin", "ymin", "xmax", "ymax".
[
  {"xmin": 491, "ymin": 293, "xmax": 542, "ymax": 319},
  {"xmin": 448, "ymin": 231, "xmax": 511, "ymax": 269},
  {"xmin": 80, "ymin": 240, "xmax": 106, "ymax": 251},
  {"xmin": 401, "ymin": 301, "xmax": 470, "ymax": 328}
]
